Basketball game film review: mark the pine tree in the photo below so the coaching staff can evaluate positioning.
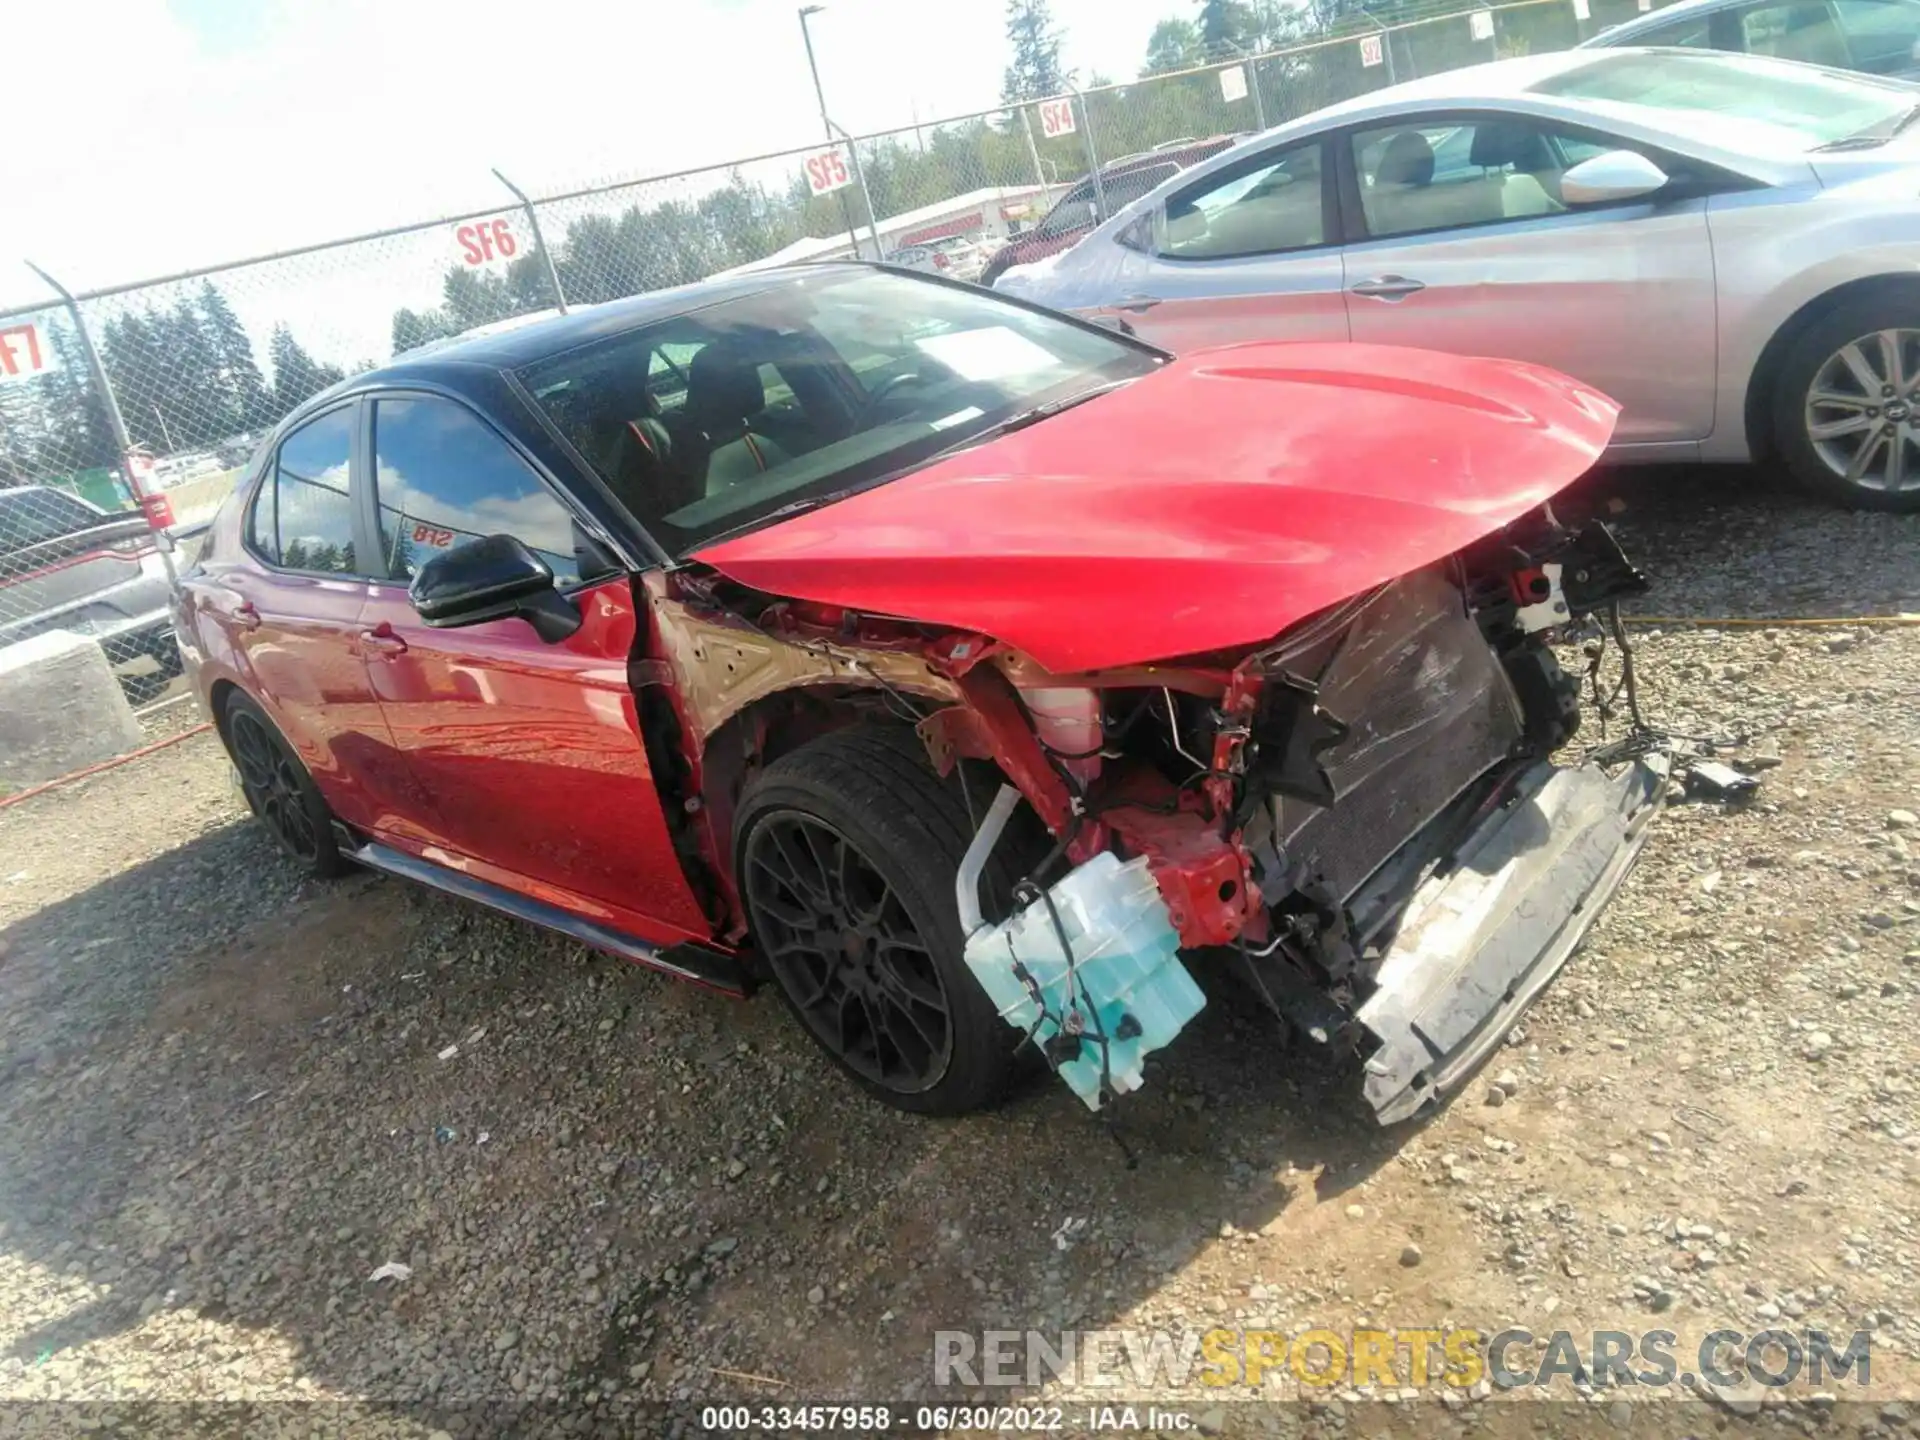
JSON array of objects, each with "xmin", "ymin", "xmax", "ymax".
[
  {"xmin": 1197, "ymin": 0, "xmax": 1258, "ymax": 50},
  {"xmin": 1002, "ymin": 0, "xmax": 1073, "ymax": 103},
  {"xmin": 165, "ymin": 298, "xmax": 230, "ymax": 448},
  {"xmin": 198, "ymin": 282, "xmax": 275, "ymax": 434},
  {"xmin": 268, "ymin": 325, "xmax": 345, "ymax": 416},
  {"xmin": 1144, "ymin": 17, "xmax": 1206, "ymax": 73}
]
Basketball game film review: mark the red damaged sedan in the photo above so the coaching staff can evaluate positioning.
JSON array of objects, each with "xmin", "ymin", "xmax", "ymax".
[{"xmin": 175, "ymin": 264, "xmax": 1660, "ymax": 1123}]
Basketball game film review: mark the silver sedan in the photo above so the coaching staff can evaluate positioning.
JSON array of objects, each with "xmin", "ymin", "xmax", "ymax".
[{"xmin": 996, "ymin": 48, "xmax": 1920, "ymax": 509}]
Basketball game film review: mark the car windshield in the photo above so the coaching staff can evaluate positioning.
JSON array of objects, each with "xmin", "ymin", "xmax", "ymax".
[
  {"xmin": 0, "ymin": 488, "xmax": 105, "ymax": 552},
  {"xmin": 1533, "ymin": 50, "xmax": 1917, "ymax": 149},
  {"xmin": 518, "ymin": 268, "xmax": 1157, "ymax": 554}
]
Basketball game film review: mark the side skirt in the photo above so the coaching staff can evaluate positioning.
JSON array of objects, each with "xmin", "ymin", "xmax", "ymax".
[{"xmin": 343, "ymin": 838, "xmax": 750, "ymax": 996}]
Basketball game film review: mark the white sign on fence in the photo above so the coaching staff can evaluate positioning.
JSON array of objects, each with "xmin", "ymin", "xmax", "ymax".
[
  {"xmin": 0, "ymin": 321, "xmax": 54, "ymax": 386},
  {"xmin": 455, "ymin": 218, "xmax": 519, "ymax": 266},
  {"xmin": 1359, "ymin": 32, "xmax": 1385, "ymax": 67},
  {"xmin": 803, "ymin": 146, "xmax": 854, "ymax": 197},
  {"xmin": 1470, "ymin": 8, "xmax": 1495, "ymax": 38},
  {"xmin": 1219, "ymin": 64, "xmax": 1249, "ymax": 102},
  {"xmin": 1037, "ymin": 97, "xmax": 1077, "ymax": 138},
  {"xmin": 1573, "ymin": 0, "xmax": 1591, "ymax": 17}
]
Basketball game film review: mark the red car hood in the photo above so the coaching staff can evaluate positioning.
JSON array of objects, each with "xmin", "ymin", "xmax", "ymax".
[{"xmin": 695, "ymin": 342, "xmax": 1618, "ymax": 673}]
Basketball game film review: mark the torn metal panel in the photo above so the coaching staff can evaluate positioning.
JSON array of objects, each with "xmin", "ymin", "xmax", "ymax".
[
  {"xmin": 640, "ymin": 573, "xmax": 959, "ymax": 752},
  {"xmin": 1357, "ymin": 754, "xmax": 1666, "ymax": 1123}
]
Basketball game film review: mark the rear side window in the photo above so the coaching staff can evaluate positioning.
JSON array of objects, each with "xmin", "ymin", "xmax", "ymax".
[
  {"xmin": 1836, "ymin": 0, "xmax": 1920, "ymax": 68},
  {"xmin": 369, "ymin": 395, "xmax": 605, "ymax": 585},
  {"xmin": 250, "ymin": 408, "xmax": 357, "ymax": 573},
  {"xmin": 1738, "ymin": 0, "xmax": 1854, "ymax": 65},
  {"xmin": 1159, "ymin": 144, "xmax": 1325, "ymax": 259},
  {"xmin": 1102, "ymin": 162, "xmax": 1179, "ymax": 213},
  {"xmin": 0, "ymin": 489, "xmax": 102, "ymax": 552},
  {"xmin": 1628, "ymin": 14, "xmax": 1716, "ymax": 44}
]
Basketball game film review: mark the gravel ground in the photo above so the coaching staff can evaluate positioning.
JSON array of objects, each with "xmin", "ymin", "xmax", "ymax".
[{"xmin": 0, "ymin": 464, "xmax": 1917, "ymax": 1435}]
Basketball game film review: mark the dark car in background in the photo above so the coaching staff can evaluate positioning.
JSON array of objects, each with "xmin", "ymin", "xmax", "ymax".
[
  {"xmin": 1581, "ymin": 0, "xmax": 1920, "ymax": 77},
  {"xmin": 0, "ymin": 485, "xmax": 181, "ymax": 699},
  {"xmin": 979, "ymin": 136, "xmax": 1242, "ymax": 287}
]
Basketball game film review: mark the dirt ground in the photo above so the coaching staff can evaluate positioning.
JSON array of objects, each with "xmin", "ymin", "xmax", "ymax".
[{"xmin": 0, "ymin": 465, "xmax": 1916, "ymax": 1437}]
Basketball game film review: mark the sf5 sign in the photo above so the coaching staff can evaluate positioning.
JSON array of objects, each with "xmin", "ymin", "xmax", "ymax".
[
  {"xmin": 1037, "ymin": 97, "xmax": 1077, "ymax": 138},
  {"xmin": 804, "ymin": 147, "xmax": 854, "ymax": 197},
  {"xmin": 456, "ymin": 218, "xmax": 519, "ymax": 266}
]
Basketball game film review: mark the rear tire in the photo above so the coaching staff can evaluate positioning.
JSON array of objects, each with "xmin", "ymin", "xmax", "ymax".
[
  {"xmin": 733, "ymin": 726, "xmax": 1032, "ymax": 1116},
  {"xmin": 221, "ymin": 692, "xmax": 349, "ymax": 879},
  {"xmin": 1773, "ymin": 296, "xmax": 1920, "ymax": 512}
]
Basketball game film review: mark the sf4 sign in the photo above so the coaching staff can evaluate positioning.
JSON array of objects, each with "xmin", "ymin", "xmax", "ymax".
[
  {"xmin": 1358, "ymin": 33, "xmax": 1385, "ymax": 67},
  {"xmin": 1037, "ymin": 97, "xmax": 1077, "ymax": 138},
  {"xmin": 804, "ymin": 147, "xmax": 853, "ymax": 197},
  {"xmin": 456, "ymin": 218, "xmax": 519, "ymax": 266}
]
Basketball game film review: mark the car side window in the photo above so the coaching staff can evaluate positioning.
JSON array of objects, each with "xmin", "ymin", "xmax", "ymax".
[
  {"xmin": 1102, "ymin": 163, "xmax": 1179, "ymax": 215},
  {"xmin": 1350, "ymin": 118, "xmax": 1646, "ymax": 241},
  {"xmin": 1037, "ymin": 191, "xmax": 1096, "ymax": 238},
  {"xmin": 1738, "ymin": 0, "xmax": 1854, "ymax": 64},
  {"xmin": 1628, "ymin": 13, "xmax": 1717, "ymax": 45},
  {"xmin": 1158, "ymin": 144, "xmax": 1325, "ymax": 260},
  {"xmin": 250, "ymin": 407, "xmax": 357, "ymax": 573},
  {"xmin": 369, "ymin": 395, "xmax": 611, "ymax": 587},
  {"xmin": 1833, "ymin": 0, "xmax": 1918, "ymax": 67}
]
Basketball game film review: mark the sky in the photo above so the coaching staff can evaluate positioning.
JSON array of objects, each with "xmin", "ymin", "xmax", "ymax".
[{"xmin": 0, "ymin": 0, "xmax": 1183, "ymax": 313}]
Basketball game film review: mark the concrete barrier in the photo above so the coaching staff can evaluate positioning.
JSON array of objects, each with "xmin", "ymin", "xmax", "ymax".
[{"xmin": 0, "ymin": 631, "xmax": 144, "ymax": 792}]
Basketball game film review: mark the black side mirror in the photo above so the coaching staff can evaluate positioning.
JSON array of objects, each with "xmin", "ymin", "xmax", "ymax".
[{"xmin": 408, "ymin": 533, "xmax": 582, "ymax": 643}]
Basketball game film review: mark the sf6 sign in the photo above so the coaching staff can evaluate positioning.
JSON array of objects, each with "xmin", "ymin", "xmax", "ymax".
[
  {"xmin": 456, "ymin": 218, "xmax": 519, "ymax": 266},
  {"xmin": 1037, "ymin": 97, "xmax": 1076, "ymax": 138},
  {"xmin": 804, "ymin": 147, "xmax": 853, "ymax": 197}
]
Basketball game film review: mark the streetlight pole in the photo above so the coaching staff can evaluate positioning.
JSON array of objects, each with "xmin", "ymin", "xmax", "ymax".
[{"xmin": 799, "ymin": 5, "xmax": 865, "ymax": 257}]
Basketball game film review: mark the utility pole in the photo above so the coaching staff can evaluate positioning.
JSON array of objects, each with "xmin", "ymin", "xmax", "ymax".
[{"xmin": 799, "ymin": 5, "xmax": 866, "ymax": 257}]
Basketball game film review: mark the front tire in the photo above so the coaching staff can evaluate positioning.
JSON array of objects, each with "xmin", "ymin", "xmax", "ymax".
[
  {"xmin": 222, "ymin": 692, "xmax": 348, "ymax": 878},
  {"xmin": 733, "ymin": 726, "xmax": 1030, "ymax": 1116},
  {"xmin": 1774, "ymin": 298, "xmax": 1920, "ymax": 511}
]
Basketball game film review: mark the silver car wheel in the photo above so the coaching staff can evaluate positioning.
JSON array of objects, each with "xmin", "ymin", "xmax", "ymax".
[{"xmin": 1805, "ymin": 328, "xmax": 1920, "ymax": 493}]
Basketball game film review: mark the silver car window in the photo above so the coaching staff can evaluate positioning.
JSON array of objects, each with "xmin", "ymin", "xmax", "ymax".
[
  {"xmin": 1350, "ymin": 119, "xmax": 1593, "ymax": 241},
  {"xmin": 1157, "ymin": 146, "xmax": 1325, "ymax": 260},
  {"xmin": 1738, "ymin": 0, "xmax": 1854, "ymax": 66}
]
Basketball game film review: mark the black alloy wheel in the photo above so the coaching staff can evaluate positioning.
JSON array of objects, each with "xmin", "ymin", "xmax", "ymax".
[
  {"xmin": 732, "ymin": 725, "xmax": 1034, "ymax": 1115},
  {"xmin": 223, "ymin": 694, "xmax": 347, "ymax": 877},
  {"xmin": 743, "ymin": 811, "xmax": 952, "ymax": 1094}
]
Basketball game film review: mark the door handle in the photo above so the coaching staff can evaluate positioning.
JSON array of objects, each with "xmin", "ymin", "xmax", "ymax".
[
  {"xmin": 1115, "ymin": 293, "xmax": 1162, "ymax": 313},
  {"xmin": 232, "ymin": 600, "xmax": 261, "ymax": 633},
  {"xmin": 359, "ymin": 621, "xmax": 409, "ymax": 657},
  {"xmin": 1349, "ymin": 274, "xmax": 1427, "ymax": 301}
]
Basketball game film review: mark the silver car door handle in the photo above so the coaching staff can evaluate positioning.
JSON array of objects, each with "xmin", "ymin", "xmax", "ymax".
[
  {"xmin": 1116, "ymin": 294, "xmax": 1162, "ymax": 313},
  {"xmin": 1349, "ymin": 275, "xmax": 1427, "ymax": 301}
]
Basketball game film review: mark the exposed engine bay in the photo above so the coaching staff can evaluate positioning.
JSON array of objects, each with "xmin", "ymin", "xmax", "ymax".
[{"xmin": 645, "ymin": 504, "xmax": 1661, "ymax": 1124}]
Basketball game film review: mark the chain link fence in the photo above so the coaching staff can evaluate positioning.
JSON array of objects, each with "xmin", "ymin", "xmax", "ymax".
[{"xmin": 0, "ymin": 0, "xmax": 1673, "ymax": 752}]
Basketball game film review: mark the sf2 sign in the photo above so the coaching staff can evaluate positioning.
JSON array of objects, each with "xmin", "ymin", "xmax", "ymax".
[
  {"xmin": 1037, "ymin": 97, "xmax": 1077, "ymax": 139},
  {"xmin": 804, "ymin": 147, "xmax": 853, "ymax": 197},
  {"xmin": 0, "ymin": 321, "xmax": 53, "ymax": 386},
  {"xmin": 1358, "ymin": 33, "xmax": 1385, "ymax": 67},
  {"xmin": 456, "ymin": 218, "xmax": 519, "ymax": 266}
]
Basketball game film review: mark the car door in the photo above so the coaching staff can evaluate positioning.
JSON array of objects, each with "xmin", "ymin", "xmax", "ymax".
[
  {"xmin": 352, "ymin": 389, "xmax": 714, "ymax": 946},
  {"xmin": 1083, "ymin": 139, "xmax": 1351, "ymax": 353},
  {"xmin": 1337, "ymin": 113, "xmax": 1719, "ymax": 447},
  {"xmin": 211, "ymin": 403, "xmax": 423, "ymax": 837}
]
